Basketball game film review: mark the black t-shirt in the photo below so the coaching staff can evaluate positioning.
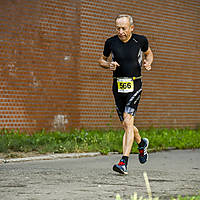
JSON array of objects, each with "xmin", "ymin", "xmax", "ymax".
[{"xmin": 103, "ymin": 34, "xmax": 148, "ymax": 77}]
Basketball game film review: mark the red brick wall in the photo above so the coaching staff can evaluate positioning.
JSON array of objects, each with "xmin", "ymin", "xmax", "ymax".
[
  {"xmin": 0, "ymin": 0, "xmax": 80, "ymax": 131},
  {"xmin": 80, "ymin": 0, "xmax": 200, "ymax": 129},
  {"xmin": 0, "ymin": 0, "xmax": 199, "ymax": 131}
]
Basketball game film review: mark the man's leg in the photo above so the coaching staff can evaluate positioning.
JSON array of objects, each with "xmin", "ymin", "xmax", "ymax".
[
  {"xmin": 122, "ymin": 112, "xmax": 135, "ymax": 156},
  {"xmin": 123, "ymin": 115, "xmax": 146, "ymax": 156},
  {"xmin": 133, "ymin": 126, "xmax": 149, "ymax": 164},
  {"xmin": 113, "ymin": 114, "xmax": 149, "ymax": 174},
  {"xmin": 133, "ymin": 126, "xmax": 141, "ymax": 144},
  {"xmin": 122, "ymin": 119, "xmax": 149, "ymax": 165},
  {"xmin": 122, "ymin": 115, "xmax": 150, "ymax": 165},
  {"xmin": 113, "ymin": 112, "xmax": 135, "ymax": 175}
]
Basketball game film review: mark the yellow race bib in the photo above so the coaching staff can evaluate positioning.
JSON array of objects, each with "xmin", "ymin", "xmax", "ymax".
[{"xmin": 117, "ymin": 78, "xmax": 134, "ymax": 93}]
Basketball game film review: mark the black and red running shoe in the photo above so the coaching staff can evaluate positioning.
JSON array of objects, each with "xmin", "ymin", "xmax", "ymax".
[
  {"xmin": 113, "ymin": 159, "xmax": 128, "ymax": 175},
  {"xmin": 138, "ymin": 138, "xmax": 149, "ymax": 164}
]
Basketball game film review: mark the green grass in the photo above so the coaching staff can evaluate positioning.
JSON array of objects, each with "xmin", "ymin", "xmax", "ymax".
[
  {"xmin": 173, "ymin": 195, "xmax": 200, "ymax": 200},
  {"xmin": 0, "ymin": 128, "xmax": 199, "ymax": 156}
]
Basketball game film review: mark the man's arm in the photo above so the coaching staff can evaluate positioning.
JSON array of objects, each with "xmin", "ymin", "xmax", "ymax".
[
  {"xmin": 98, "ymin": 55, "xmax": 110, "ymax": 69},
  {"xmin": 143, "ymin": 47, "xmax": 153, "ymax": 71},
  {"xmin": 98, "ymin": 55, "xmax": 120, "ymax": 71}
]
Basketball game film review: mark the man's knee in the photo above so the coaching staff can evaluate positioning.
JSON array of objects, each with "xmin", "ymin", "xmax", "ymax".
[{"xmin": 123, "ymin": 113, "xmax": 134, "ymax": 129}]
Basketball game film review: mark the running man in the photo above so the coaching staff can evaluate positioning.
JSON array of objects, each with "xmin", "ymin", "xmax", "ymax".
[{"xmin": 98, "ymin": 14, "xmax": 153, "ymax": 174}]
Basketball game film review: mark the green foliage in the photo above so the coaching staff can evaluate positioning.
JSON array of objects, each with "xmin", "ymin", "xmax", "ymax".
[
  {"xmin": 139, "ymin": 128, "xmax": 200, "ymax": 151},
  {"xmin": 0, "ymin": 128, "xmax": 199, "ymax": 155},
  {"xmin": 172, "ymin": 195, "xmax": 200, "ymax": 200}
]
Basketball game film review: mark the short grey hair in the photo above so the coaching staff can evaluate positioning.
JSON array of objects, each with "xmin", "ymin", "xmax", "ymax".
[{"xmin": 115, "ymin": 14, "xmax": 134, "ymax": 25}]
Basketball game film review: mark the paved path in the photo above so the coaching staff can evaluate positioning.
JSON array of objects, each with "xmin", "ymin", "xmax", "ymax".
[{"xmin": 0, "ymin": 149, "xmax": 200, "ymax": 200}]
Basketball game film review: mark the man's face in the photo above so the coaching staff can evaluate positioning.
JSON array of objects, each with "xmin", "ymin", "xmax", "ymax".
[{"xmin": 115, "ymin": 17, "xmax": 134, "ymax": 43}]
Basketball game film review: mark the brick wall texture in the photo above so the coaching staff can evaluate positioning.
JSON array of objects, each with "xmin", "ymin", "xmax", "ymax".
[{"xmin": 0, "ymin": 0, "xmax": 199, "ymax": 132}]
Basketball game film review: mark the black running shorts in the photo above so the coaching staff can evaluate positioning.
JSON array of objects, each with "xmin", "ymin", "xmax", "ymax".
[{"xmin": 112, "ymin": 79, "xmax": 142, "ymax": 121}]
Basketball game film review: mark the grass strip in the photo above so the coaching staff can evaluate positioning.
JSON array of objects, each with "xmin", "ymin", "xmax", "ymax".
[{"xmin": 0, "ymin": 128, "xmax": 199, "ymax": 157}]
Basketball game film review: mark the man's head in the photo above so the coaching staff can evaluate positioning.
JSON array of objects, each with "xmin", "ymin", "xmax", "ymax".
[{"xmin": 115, "ymin": 14, "xmax": 134, "ymax": 43}]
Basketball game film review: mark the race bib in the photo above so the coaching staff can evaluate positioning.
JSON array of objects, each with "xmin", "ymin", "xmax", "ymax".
[{"xmin": 117, "ymin": 78, "xmax": 134, "ymax": 93}]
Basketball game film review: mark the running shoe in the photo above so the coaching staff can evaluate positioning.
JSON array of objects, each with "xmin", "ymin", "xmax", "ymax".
[
  {"xmin": 138, "ymin": 138, "xmax": 149, "ymax": 164},
  {"xmin": 113, "ymin": 159, "xmax": 128, "ymax": 175}
]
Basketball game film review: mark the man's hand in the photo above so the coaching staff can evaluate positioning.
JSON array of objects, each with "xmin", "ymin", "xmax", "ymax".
[
  {"xmin": 109, "ymin": 61, "xmax": 120, "ymax": 71},
  {"xmin": 143, "ymin": 59, "xmax": 151, "ymax": 71}
]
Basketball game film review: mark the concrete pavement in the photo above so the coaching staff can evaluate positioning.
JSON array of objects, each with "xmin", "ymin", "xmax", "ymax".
[{"xmin": 0, "ymin": 149, "xmax": 200, "ymax": 200}]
